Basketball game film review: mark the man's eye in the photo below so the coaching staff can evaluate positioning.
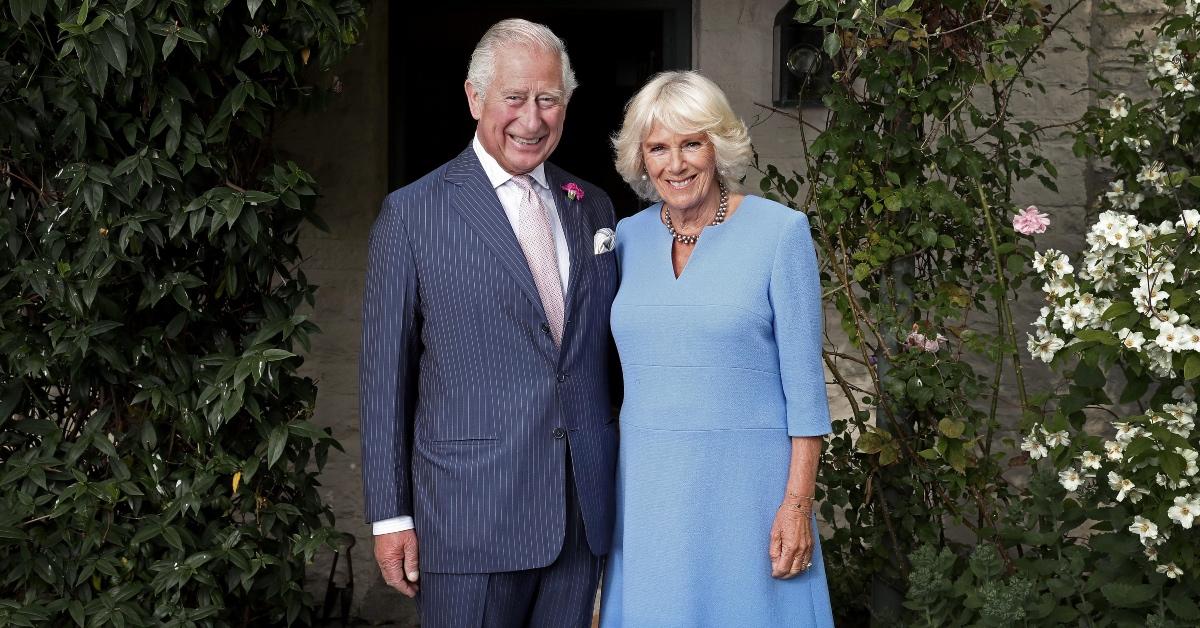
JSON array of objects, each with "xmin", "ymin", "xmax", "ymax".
[
  {"xmin": 537, "ymin": 97, "xmax": 559, "ymax": 107},
  {"xmin": 505, "ymin": 95, "xmax": 523, "ymax": 103}
]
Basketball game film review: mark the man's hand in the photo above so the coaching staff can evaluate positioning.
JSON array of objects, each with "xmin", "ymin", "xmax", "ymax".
[{"xmin": 375, "ymin": 530, "xmax": 420, "ymax": 597}]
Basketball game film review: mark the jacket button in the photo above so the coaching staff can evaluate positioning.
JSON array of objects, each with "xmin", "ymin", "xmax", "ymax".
[
  {"xmin": 556, "ymin": 373, "xmax": 567, "ymax": 383},
  {"xmin": 541, "ymin": 322, "xmax": 551, "ymax": 334},
  {"xmin": 552, "ymin": 427, "xmax": 566, "ymax": 439}
]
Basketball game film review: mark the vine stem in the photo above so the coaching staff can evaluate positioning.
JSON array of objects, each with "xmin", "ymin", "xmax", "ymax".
[{"xmin": 976, "ymin": 181, "xmax": 1030, "ymax": 413}]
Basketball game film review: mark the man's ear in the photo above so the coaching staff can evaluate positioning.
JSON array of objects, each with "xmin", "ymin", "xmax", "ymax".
[{"xmin": 465, "ymin": 81, "xmax": 482, "ymax": 121}]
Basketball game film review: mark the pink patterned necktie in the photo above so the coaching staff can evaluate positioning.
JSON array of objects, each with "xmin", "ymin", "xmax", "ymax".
[{"xmin": 511, "ymin": 175, "xmax": 565, "ymax": 346}]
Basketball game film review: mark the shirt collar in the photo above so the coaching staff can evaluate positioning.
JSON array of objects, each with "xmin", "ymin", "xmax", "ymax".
[{"xmin": 473, "ymin": 134, "xmax": 549, "ymax": 191}]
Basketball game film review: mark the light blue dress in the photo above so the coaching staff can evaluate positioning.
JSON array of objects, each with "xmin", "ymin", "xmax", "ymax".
[{"xmin": 599, "ymin": 196, "xmax": 834, "ymax": 627}]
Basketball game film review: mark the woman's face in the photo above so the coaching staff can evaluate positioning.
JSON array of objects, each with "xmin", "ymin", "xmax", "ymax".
[{"xmin": 641, "ymin": 122, "xmax": 719, "ymax": 214}]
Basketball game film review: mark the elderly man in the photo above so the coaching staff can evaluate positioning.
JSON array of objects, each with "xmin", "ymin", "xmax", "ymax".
[{"xmin": 359, "ymin": 18, "xmax": 618, "ymax": 627}]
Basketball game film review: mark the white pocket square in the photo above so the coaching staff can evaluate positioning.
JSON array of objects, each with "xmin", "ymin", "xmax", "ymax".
[{"xmin": 593, "ymin": 228, "xmax": 615, "ymax": 255}]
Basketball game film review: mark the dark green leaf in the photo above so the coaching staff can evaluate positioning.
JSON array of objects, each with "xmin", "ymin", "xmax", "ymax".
[
  {"xmin": 162, "ymin": 32, "xmax": 179, "ymax": 59},
  {"xmin": 102, "ymin": 27, "xmax": 127, "ymax": 73},
  {"xmin": 1074, "ymin": 329, "xmax": 1118, "ymax": 346},
  {"xmin": 1161, "ymin": 451, "xmax": 1186, "ymax": 480},
  {"xmin": 1166, "ymin": 587, "xmax": 1200, "ymax": 620},
  {"xmin": 267, "ymin": 425, "xmax": 287, "ymax": 468},
  {"xmin": 1100, "ymin": 582, "xmax": 1158, "ymax": 608},
  {"xmin": 1102, "ymin": 301, "xmax": 1135, "ymax": 320},
  {"xmin": 823, "ymin": 31, "xmax": 840, "ymax": 58}
]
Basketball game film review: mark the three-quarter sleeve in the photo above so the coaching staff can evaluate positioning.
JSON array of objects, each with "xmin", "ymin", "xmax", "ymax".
[
  {"xmin": 360, "ymin": 192, "xmax": 421, "ymax": 522},
  {"xmin": 768, "ymin": 212, "xmax": 832, "ymax": 437}
]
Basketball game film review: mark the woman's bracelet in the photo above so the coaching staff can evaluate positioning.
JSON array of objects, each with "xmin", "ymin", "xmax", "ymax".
[{"xmin": 778, "ymin": 501, "xmax": 814, "ymax": 516}]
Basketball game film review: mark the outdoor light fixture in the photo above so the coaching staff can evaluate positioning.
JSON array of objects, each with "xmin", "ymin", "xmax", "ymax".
[{"xmin": 773, "ymin": 2, "xmax": 834, "ymax": 107}]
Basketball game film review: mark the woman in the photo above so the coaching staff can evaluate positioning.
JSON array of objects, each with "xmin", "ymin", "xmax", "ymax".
[{"xmin": 599, "ymin": 71, "xmax": 834, "ymax": 627}]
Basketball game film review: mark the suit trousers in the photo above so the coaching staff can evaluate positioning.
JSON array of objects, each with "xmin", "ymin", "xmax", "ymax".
[{"xmin": 418, "ymin": 452, "xmax": 602, "ymax": 628}]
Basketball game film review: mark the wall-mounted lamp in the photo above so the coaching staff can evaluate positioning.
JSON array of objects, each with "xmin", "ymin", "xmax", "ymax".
[{"xmin": 772, "ymin": 2, "xmax": 834, "ymax": 107}]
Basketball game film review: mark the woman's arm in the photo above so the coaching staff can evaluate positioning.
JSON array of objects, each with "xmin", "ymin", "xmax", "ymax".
[
  {"xmin": 766, "ymin": 210, "xmax": 831, "ymax": 579},
  {"xmin": 769, "ymin": 436, "xmax": 822, "ymax": 579}
]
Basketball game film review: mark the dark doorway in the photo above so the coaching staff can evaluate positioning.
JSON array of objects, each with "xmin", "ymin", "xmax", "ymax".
[{"xmin": 389, "ymin": 1, "xmax": 692, "ymax": 218}]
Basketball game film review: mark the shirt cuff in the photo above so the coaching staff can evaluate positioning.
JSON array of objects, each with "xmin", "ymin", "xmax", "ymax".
[{"xmin": 372, "ymin": 516, "xmax": 415, "ymax": 535}]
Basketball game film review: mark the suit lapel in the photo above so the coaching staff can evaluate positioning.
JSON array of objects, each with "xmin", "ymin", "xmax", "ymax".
[
  {"xmin": 546, "ymin": 165, "xmax": 590, "ymax": 332},
  {"xmin": 444, "ymin": 147, "xmax": 545, "ymax": 317}
]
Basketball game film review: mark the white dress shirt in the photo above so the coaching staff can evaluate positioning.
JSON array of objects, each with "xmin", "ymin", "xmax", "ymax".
[{"xmin": 372, "ymin": 138, "xmax": 572, "ymax": 536}]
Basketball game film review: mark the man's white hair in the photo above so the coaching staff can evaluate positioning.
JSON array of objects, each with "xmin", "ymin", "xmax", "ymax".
[{"xmin": 467, "ymin": 18, "xmax": 578, "ymax": 101}]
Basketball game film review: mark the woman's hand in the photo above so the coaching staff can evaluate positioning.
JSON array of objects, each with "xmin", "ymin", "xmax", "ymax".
[{"xmin": 769, "ymin": 503, "xmax": 813, "ymax": 579}]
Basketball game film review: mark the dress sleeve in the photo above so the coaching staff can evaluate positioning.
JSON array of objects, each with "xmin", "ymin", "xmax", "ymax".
[{"xmin": 769, "ymin": 212, "xmax": 832, "ymax": 437}]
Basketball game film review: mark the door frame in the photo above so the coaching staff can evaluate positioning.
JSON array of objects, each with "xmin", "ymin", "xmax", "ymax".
[{"xmin": 386, "ymin": 0, "xmax": 693, "ymax": 188}]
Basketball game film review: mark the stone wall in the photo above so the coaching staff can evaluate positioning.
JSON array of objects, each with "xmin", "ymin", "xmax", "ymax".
[{"xmin": 279, "ymin": 0, "xmax": 1167, "ymax": 622}]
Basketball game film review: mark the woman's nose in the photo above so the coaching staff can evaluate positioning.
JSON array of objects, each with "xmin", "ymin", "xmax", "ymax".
[{"xmin": 666, "ymin": 148, "xmax": 686, "ymax": 172}]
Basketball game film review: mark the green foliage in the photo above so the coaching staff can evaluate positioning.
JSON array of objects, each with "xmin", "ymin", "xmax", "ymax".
[
  {"xmin": 762, "ymin": 0, "xmax": 1087, "ymax": 624},
  {"xmin": 920, "ymin": 463, "xmax": 1200, "ymax": 627},
  {"xmin": 773, "ymin": 0, "xmax": 1200, "ymax": 624},
  {"xmin": 1009, "ymin": 1, "xmax": 1200, "ymax": 624},
  {"xmin": 905, "ymin": 544, "xmax": 1038, "ymax": 628},
  {"xmin": 0, "ymin": 0, "xmax": 365, "ymax": 624}
]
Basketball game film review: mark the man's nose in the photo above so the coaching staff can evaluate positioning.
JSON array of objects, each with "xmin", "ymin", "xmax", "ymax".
[{"xmin": 516, "ymin": 100, "xmax": 543, "ymax": 130}]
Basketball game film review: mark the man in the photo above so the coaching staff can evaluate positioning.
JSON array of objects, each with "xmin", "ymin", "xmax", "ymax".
[{"xmin": 359, "ymin": 18, "xmax": 618, "ymax": 627}]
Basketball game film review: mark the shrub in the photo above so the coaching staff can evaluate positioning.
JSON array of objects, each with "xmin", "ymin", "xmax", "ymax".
[
  {"xmin": 1, "ymin": 1, "xmax": 365, "ymax": 624},
  {"xmin": 1016, "ymin": 1, "xmax": 1200, "ymax": 621},
  {"xmin": 758, "ymin": 0, "xmax": 1076, "ymax": 622}
]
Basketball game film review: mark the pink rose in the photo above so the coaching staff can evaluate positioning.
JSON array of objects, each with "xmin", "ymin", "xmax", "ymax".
[
  {"xmin": 906, "ymin": 326, "xmax": 947, "ymax": 353},
  {"xmin": 1012, "ymin": 205, "xmax": 1050, "ymax": 235},
  {"xmin": 562, "ymin": 182, "xmax": 585, "ymax": 201}
]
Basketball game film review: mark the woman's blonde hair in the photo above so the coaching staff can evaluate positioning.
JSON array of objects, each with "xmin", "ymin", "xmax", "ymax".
[{"xmin": 612, "ymin": 71, "xmax": 752, "ymax": 201}]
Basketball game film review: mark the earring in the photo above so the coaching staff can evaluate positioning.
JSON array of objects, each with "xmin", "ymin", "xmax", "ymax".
[{"xmin": 641, "ymin": 173, "xmax": 648, "ymax": 180}]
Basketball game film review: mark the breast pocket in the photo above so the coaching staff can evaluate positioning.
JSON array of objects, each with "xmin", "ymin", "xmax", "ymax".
[{"xmin": 590, "ymin": 249, "xmax": 619, "ymax": 299}]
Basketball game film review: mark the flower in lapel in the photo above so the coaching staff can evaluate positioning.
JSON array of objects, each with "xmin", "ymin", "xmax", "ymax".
[
  {"xmin": 562, "ymin": 182, "xmax": 585, "ymax": 202},
  {"xmin": 594, "ymin": 227, "xmax": 615, "ymax": 255}
]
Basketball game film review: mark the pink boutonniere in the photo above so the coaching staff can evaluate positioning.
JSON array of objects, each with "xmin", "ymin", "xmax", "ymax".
[{"xmin": 562, "ymin": 182, "xmax": 585, "ymax": 202}]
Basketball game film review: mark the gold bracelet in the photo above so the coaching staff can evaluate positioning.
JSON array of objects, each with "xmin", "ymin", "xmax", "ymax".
[
  {"xmin": 779, "ymin": 502, "xmax": 813, "ymax": 516},
  {"xmin": 786, "ymin": 492, "xmax": 816, "ymax": 501}
]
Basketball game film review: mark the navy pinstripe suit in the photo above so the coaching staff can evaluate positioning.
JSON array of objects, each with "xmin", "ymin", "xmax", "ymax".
[{"xmin": 360, "ymin": 145, "xmax": 618, "ymax": 589}]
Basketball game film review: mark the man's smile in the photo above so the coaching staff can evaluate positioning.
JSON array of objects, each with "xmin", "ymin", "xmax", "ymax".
[{"xmin": 509, "ymin": 134, "xmax": 546, "ymax": 146}]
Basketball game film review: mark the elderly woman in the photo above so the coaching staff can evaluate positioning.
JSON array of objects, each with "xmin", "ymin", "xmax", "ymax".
[{"xmin": 599, "ymin": 71, "xmax": 834, "ymax": 627}]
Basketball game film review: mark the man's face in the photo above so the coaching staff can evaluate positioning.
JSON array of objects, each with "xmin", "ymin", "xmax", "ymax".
[{"xmin": 466, "ymin": 46, "xmax": 567, "ymax": 175}]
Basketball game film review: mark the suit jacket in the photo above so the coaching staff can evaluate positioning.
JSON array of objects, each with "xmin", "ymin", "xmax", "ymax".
[{"xmin": 359, "ymin": 145, "xmax": 619, "ymax": 574}]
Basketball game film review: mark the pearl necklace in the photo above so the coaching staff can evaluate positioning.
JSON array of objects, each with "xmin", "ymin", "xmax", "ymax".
[{"xmin": 664, "ymin": 181, "xmax": 728, "ymax": 245}]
